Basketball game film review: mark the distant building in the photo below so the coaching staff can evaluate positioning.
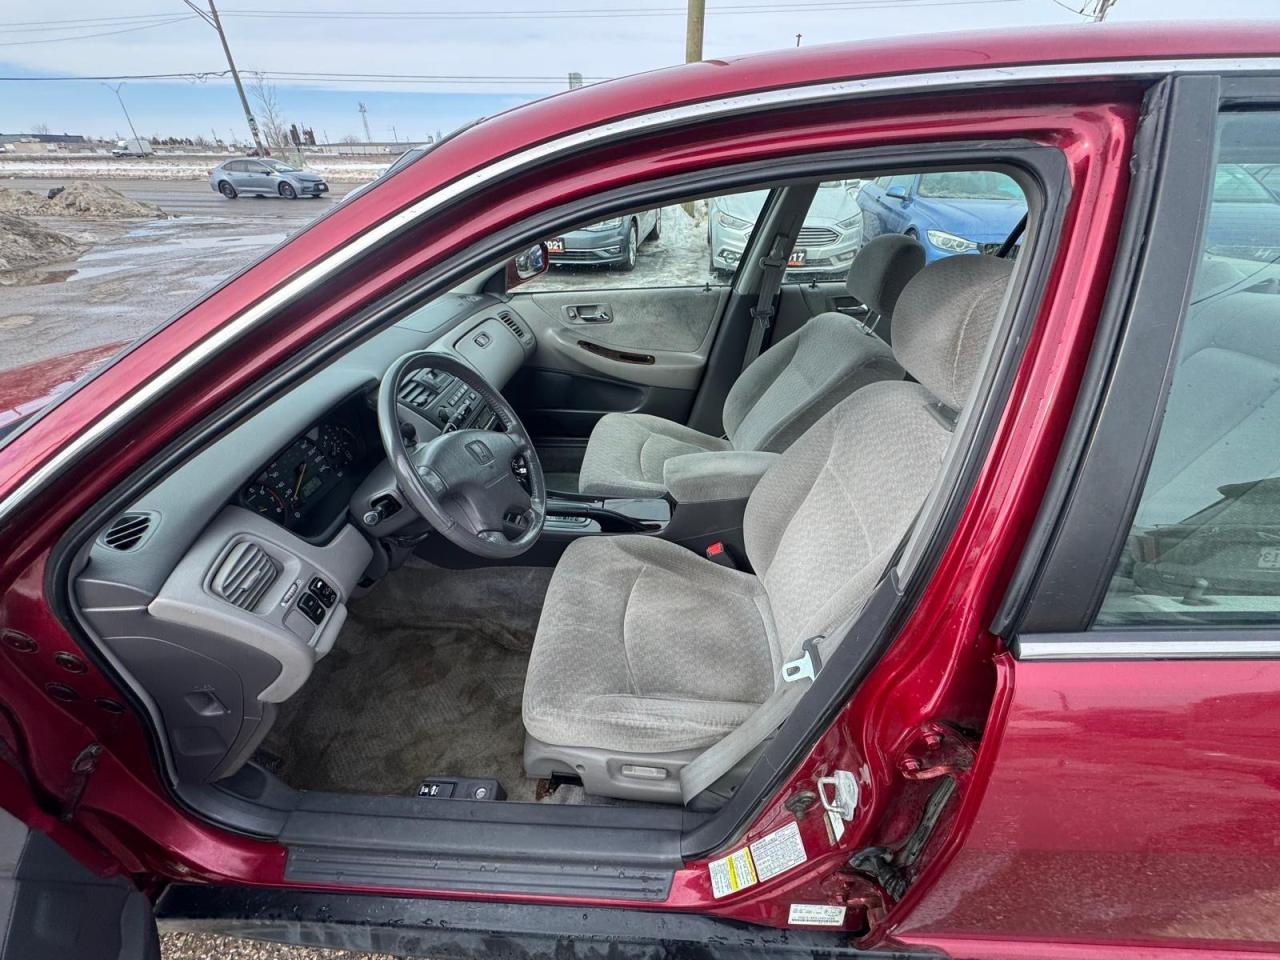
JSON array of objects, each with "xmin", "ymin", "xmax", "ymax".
[{"xmin": 0, "ymin": 133, "xmax": 89, "ymax": 145}]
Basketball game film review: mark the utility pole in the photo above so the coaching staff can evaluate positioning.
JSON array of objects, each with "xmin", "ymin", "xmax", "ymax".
[
  {"xmin": 391, "ymin": 124, "xmax": 398, "ymax": 143},
  {"xmin": 1083, "ymin": 0, "xmax": 1116, "ymax": 19},
  {"xmin": 184, "ymin": 0, "xmax": 265, "ymax": 155},
  {"xmin": 101, "ymin": 83, "xmax": 141, "ymax": 145},
  {"xmin": 358, "ymin": 102, "xmax": 372, "ymax": 142},
  {"xmin": 795, "ymin": 33, "xmax": 802, "ymax": 47},
  {"xmin": 684, "ymin": 0, "xmax": 704, "ymax": 63}
]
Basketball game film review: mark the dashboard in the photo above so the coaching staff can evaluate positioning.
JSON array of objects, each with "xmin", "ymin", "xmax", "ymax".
[
  {"xmin": 237, "ymin": 391, "xmax": 379, "ymax": 539},
  {"xmin": 73, "ymin": 291, "xmax": 538, "ymax": 787}
]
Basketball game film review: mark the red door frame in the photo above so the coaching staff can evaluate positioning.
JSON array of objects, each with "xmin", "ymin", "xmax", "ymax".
[{"xmin": 0, "ymin": 83, "xmax": 1136, "ymax": 939}]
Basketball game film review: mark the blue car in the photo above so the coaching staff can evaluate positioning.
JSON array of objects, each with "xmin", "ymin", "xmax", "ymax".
[{"xmin": 857, "ymin": 170, "xmax": 1026, "ymax": 261}]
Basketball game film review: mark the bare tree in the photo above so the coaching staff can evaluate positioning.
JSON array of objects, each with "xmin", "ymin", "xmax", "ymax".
[
  {"xmin": 339, "ymin": 133, "xmax": 361, "ymax": 144},
  {"xmin": 30, "ymin": 122, "xmax": 50, "ymax": 135},
  {"xmin": 248, "ymin": 75, "xmax": 291, "ymax": 153}
]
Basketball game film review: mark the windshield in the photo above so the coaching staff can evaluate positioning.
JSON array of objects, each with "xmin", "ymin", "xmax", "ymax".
[
  {"xmin": 262, "ymin": 159, "xmax": 299, "ymax": 173},
  {"xmin": 917, "ymin": 171, "xmax": 1022, "ymax": 201}
]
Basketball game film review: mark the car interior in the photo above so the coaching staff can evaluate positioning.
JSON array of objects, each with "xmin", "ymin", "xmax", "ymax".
[{"xmin": 63, "ymin": 161, "xmax": 1035, "ymax": 832}]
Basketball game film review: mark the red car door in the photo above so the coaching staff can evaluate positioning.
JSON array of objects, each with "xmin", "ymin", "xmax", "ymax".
[{"xmin": 897, "ymin": 76, "xmax": 1280, "ymax": 958}]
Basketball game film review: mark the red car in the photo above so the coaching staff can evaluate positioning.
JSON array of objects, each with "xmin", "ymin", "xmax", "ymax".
[{"xmin": 2, "ymin": 23, "xmax": 1279, "ymax": 960}]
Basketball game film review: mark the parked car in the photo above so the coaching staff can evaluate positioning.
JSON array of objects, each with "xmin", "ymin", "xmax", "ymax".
[
  {"xmin": 1202, "ymin": 162, "xmax": 1280, "ymax": 261},
  {"xmin": 110, "ymin": 138, "xmax": 153, "ymax": 158},
  {"xmin": 708, "ymin": 180, "xmax": 863, "ymax": 279},
  {"xmin": 208, "ymin": 157, "xmax": 329, "ymax": 199},
  {"xmin": 858, "ymin": 169, "xmax": 1028, "ymax": 261},
  {"xmin": 545, "ymin": 209, "xmax": 660, "ymax": 271},
  {"xmin": 6, "ymin": 25, "xmax": 1280, "ymax": 960}
]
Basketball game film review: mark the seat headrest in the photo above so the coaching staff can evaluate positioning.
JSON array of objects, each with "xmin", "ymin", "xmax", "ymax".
[
  {"xmin": 845, "ymin": 234, "xmax": 926, "ymax": 318},
  {"xmin": 891, "ymin": 255, "xmax": 1015, "ymax": 411}
]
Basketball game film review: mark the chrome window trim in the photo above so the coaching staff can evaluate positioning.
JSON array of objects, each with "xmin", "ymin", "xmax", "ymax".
[
  {"xmin": 1015, "ymin": 636, "xmax": 1280, "ymax": 660},
  {"xmin": 4, "ymin": 55, "xmax": 1280, "ymax": 526}
]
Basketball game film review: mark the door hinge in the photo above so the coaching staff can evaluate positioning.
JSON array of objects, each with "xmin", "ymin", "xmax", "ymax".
[
  {"xmin": 60, "ymin": 742, "xmax": 102, "ymax": 821},
  {"xmin": 897, "ymin": 720, "xmax": 976, "ymax": 781}
]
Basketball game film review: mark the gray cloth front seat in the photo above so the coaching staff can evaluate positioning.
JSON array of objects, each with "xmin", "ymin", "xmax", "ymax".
[
  {"xmin": 576, "ymin": 235, "xmax": 927, "ymax": 499},
  {"xmin": 523, "ymin": 254, "xmax": 1014, "ymax": 802}
]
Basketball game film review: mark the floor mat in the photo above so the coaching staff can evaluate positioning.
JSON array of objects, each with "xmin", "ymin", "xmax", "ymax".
[{"xmin": 263, "ymin": 559, "xmax": 553, "ymax": 801}]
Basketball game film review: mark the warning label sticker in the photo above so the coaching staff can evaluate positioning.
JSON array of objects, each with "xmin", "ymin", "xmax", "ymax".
[
  {"xmin": 708, "ymin": 846, "xmax": 758, "ymax": 899},
  {"xmin": 748, "ymin": 820, "xmax": 807, "ymax": 882},
  {"xmin": 788, "ymin": 903, "xmax": 848, "ymax": 927}
]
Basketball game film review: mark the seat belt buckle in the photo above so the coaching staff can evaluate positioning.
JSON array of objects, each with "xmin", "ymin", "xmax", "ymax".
[
  {"xmin": 749, "ymin": 304, "xmax": 776, "ymax": 327},
  {"xmin": 782, "ymin": 636, "xmax": 824, "ymax": 684},
  {"xmin": 704, "ymin": 541, "xmax": 737, "ymax": 568}
]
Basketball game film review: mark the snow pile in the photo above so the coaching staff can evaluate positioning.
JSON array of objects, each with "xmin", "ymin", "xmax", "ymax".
[
  {"xmin": 0, "ymin": 214, "xmax": 85, "ymax": 271},
  {"xmin": 0, "ymin": 182, "xmax": 165, "ymax": 220},
  {"xmin": 0, "ymin": 156, "xmax": 387, "ymax": 182}
]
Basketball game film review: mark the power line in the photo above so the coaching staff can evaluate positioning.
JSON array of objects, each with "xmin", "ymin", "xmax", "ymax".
[
  {"xmin": 218, "ymin": 0, "xmax": 1018, "ymax": 19},
  {"xmin": 0, "ymin": 16, "xmax": 197, "ymax": 46},
  {"xmin": 0, "ymin": 0, "xmax": 1019, "ymax": 32},
  {"xmin": 0, "ymin": 70, "xmax": 610, "ymax": 86}
]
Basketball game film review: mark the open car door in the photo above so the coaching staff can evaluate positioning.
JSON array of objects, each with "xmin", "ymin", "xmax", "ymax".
[{"xmin": 0, "ymin": 809, "xmax": 158, "ymax": 960}]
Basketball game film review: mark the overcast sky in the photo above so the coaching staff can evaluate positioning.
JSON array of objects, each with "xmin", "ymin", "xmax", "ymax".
[{"xmin": 1, "ymin": 0, "xmax": 1277, "ymax": 142}]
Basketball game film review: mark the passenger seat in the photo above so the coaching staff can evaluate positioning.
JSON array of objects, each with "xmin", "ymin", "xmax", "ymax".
[{"xmin": 577, "ymin": 234, "xmax": 927, "ymax": 499}]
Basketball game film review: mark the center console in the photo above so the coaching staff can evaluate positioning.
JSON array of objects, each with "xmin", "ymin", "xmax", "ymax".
[
  {"xmin": 543, "ymin": 493, "xmax": 671, "ymax": 536},
  {"xmin": 397, "ymin": 367, "xmax": 501, "ymax": 433}
]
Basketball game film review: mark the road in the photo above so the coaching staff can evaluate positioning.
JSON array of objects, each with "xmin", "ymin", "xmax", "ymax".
[
  {"xmin": 0, "ymin": 179, "xmax": 717, "ymax": 372},
  {"xmin": 0, "ymin": 177, "xmax": 363, "ymax": 219}
]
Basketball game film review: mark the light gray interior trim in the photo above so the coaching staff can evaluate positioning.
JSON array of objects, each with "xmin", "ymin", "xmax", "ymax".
[
  {"xmin": 148, "ymin": 506, "xmax": 371, "ymax": 703},
  {"xmin": 5, "ymin": 55, "xmax": 1280, "ymax": 526},
  {"xmin": 1014, "ymin": 634, "xmax": 1280, "ymax": 660}
]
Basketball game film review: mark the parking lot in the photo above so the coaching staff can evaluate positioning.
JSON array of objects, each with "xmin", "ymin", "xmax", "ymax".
[{"xmin": 0, "ymin": 180, "xmax": 714, "ymax": 372}]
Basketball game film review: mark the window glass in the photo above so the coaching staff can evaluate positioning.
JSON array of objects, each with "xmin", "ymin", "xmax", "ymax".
[
  {"xmin": 520, "ymin": 179, "xmax": 865, "ymax": 293},
  {"xmin": 918, "ymin": 171, "xmax": 1022, "ymax": 201},
  {"xmin": 1098, "ymin": 112, "xmax": 1280, "ymax": 625}
]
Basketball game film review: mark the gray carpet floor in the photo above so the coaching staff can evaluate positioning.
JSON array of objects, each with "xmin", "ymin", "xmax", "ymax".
[{"xmin": 263, "ymin": 558, "xmax": 554, "ymax": 801}]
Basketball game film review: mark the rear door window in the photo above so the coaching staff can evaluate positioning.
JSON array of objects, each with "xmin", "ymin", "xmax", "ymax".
[{"xmin": 1099, "ymin": 110, "xmax": 1280, "ymax": 625}]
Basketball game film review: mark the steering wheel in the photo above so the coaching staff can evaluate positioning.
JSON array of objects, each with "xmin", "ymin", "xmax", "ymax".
[{"xmin": 377, "ymin": 351, "xmax": 546, "ymax": 559}]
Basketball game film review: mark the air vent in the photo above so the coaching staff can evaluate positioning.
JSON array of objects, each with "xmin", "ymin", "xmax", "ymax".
[
  {"xmin": 211, "ymin": 541, "xmax": 279, "ymax": 611},
  {"xmin": 397, "ymin": 377, "xmax": 432, "ymax": 409},
  {"xmin": 101, "ymin": 512, "xmax": 153, "ymax": 551},
  {"xmin": 497, "ymin": 311, "xmax": 533, "ymax": 345}
]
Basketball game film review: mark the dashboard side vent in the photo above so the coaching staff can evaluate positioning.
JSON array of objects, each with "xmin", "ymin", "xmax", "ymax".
[
  {"xmin": 212, "ymin": 541, "xmax": 279, "ymax": 611},
  {"xmin": 497, "ymin": 311, "xmax": 533, "ymax": 346},
  {"xmin": 397, "ymin": 374, "xmax": 434, "ymax": 410},
  {"xmin": 101, "ymin": 512, "xmax": 154, "ymax": 551}
]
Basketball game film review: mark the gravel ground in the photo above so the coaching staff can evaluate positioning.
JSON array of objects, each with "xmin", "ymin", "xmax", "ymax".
[{"xmin": 161, "ymin": 932, "xmax": 400, "ymax": 960}]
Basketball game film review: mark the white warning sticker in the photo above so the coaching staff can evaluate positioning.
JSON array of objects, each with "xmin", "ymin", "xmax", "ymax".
[
  {"xmin": 708, "ymin": 846, "xmax": 758, "ymax": 899},
  {"xmin": 748, "ymin": 820, "xmax": 807, "ymax": 882},
  {"xmin": 789, "ymin": 903, "xmax": 848, "ymax": 927},
  {"xmin": 826, "ymin": 808, "xmax": 846, "ymax": 843}
]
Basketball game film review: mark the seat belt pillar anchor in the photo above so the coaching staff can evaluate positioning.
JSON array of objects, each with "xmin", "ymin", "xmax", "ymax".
[{"xmin": 781, "ymin": 636, "xmax": 824, "ymax": 684}]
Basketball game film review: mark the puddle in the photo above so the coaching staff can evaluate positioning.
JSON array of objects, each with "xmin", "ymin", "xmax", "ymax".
[{"xmin": 0, "ymin": 268, "xmax": 77, "ymax": 287}]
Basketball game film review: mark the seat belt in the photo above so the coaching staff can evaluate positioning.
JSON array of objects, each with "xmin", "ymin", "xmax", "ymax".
[
  {"xmin": 740, "ymin": 232, "xmax": 793, "ymax": 374},
  {"xmin": 679, "ymin": 635, "xmax": 824, "ymax": 804}
]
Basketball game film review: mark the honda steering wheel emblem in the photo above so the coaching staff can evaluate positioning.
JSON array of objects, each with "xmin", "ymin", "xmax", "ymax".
[{"xmin": 466, "ymin": 439, "xmax": 494, "ymax": 464}]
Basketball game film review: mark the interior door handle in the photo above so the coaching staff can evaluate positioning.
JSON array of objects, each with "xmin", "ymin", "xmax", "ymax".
[{"xmin": 565, "ymin": 304, "xmax": 612, "ymax": 323}]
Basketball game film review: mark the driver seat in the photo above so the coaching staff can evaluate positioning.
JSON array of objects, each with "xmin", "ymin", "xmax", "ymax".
[{"xmin": 522, "ymin": 255, "xmax": 1014, "ymax": 802}]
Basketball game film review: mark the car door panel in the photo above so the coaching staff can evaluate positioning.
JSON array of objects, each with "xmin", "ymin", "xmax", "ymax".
[{"xmin": 510, "ymin": 284, "xmax": 728, "ymax": 439}]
